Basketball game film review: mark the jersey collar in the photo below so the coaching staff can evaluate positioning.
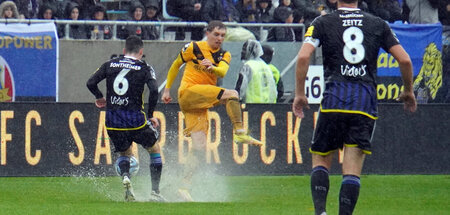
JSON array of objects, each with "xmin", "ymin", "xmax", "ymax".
[
  {"xmin": 338, "ymin": 7, "xmax": 360, "ymax": 11},
  {"xmin": 124, "ymin": 55, "xmax": 138, "ymax": 60}
]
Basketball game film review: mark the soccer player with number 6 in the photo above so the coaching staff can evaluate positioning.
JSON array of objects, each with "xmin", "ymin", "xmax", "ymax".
[
  {"xmin": 292, "ymin": 0, "xmax": 417, "ymax": 214},
  {"xmin": 87, "ymin": 35, "xmax": 166, "ymax": 202}
]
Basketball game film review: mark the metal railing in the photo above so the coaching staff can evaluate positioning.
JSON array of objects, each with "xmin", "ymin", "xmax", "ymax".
[{"xmin": 0, "ymin": 18, "xmax": 305, "ymax": 41}]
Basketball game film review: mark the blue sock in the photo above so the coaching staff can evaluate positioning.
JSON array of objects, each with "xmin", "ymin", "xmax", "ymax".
[
  {"xmin": 117, "ymin": 156, "xmax": 130, "ymax": 177},
  {"xmin": 339, "ymin": 175, "xmax": 361, "ymax": 215},
  {"xmin": 311, "ymin": 166, "xmax": 329, "ymax": 215},
  {"xmin": 150, "ymin": 153, "xmax": 162, "ymax": 193}
]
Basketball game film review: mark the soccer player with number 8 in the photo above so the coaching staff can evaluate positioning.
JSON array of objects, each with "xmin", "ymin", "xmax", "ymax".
[{"xmin": 292, "ymin": 0, "xmax": 417, "ymax": 214}]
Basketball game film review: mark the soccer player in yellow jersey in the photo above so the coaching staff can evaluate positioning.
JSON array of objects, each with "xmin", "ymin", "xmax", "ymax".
[{"xmin": 161, "ymin": 20, "xmax": 262, "ymax": 201}]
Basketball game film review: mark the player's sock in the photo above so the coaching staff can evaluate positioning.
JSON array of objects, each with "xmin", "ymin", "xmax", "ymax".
[
  {"xmin": 311, "ymin": 166, "xmax": 329, "ymax": 215},
  {"xmin": 149, "ymin": 153, "xmax": 162, "ymax": 193},
  {"xmin": 225, "ymin": 97, "xmax": 243, "ymax": 130},
  {"xmin": 117, "ymin": 156, "xmax": 131, "ymax": 177},
  {"xmin": 181, "ymin": 149, "xmax": 201, "ymax": 189},
  {"xmin": 339, "ymin": 175, "xmax": 361, "ymax": 215}
]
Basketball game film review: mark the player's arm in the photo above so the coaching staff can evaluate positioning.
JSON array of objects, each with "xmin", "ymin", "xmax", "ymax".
[
  {"xmin": 86, "ymin": 63, "xmax": 107, "ymax": 99},
  {"xmin": 165, "ymin": 54, "xmax": 184, "ymax": 89},
  {"xmin": 389, "ymin": 44, "xmax": 417, "ymax": 112},
  {"xmin": 201, "ymin": 51, "xmax": 231, "ymax": 78},
  {"xmin": 209, "ymin": 60, "xmax": 229, "ymax": 78},
  {"xmin": 293, "ymin": 42, "xmax": 316, "ymax": 118},
  {"xmin": 162, "ymin": 54, "xmax": 184, "ymax": 104},
  {"xmin": 146, "ymin": 78, "xmax": 158, "ymax": 119},
  {"xmin": 87, "ymin": 63, "xmax": 107, "ymax": 108}
]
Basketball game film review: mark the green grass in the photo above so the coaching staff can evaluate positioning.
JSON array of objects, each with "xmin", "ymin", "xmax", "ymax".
[{"xmin": 0, "ymin": 175, "xmax": 448, "ymax": 215}]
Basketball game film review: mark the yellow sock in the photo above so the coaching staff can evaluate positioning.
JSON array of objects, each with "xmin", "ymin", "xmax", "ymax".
[{"xmin": 225, "ymin": 98, "xmax": 243, "ymax": 131}]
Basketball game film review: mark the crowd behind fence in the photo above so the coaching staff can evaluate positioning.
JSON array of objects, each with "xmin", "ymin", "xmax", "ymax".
[{"xmin": 0, "ymin": 18, "xmax": 305, "ymax": 41}]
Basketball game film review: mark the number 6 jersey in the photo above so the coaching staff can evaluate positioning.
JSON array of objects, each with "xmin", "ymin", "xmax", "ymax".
[
  {"xmin": 304, "ymin": 8, "xmax": 399, "ymax": 119},
  {"xmin": 87, "ymin": 56, "xmax": 158, "ymax": 130}
]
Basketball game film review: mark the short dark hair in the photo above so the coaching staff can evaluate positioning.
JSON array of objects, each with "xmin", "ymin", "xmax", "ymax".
[
  {"xmin": 125, "ymin": 35, "xmax": 143, "ymax": 54},
  {"xmin": 206, "ymin": 20, "xmax": 226, "ymax": 32},
  {"xmin": 339, "ymin": 0, "xmax": 358, "ymax": 3}
]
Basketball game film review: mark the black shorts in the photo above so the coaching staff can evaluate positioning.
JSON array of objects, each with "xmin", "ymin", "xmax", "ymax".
[
  {"xmin": 107, "ymin": 124, "xmax": 159, "ymax": 153},
  {"xmin": 311, "ymin": 111, "xmax": 376, "ymax": 155}
]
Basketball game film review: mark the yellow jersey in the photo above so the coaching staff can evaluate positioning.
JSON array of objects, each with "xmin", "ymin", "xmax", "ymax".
[{"xmin": 178, "ymin": 41, "xmax": 231, "ymax": 89}]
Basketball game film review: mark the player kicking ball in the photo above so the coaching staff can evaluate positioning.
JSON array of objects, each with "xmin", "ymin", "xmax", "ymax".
[
  {"xmin": 161, "ymin": 20, "xmax": 262, "ymax": 201},
  {"xmin": 87, "ymin": 35, "xmax": 166, "ymax": 202}
]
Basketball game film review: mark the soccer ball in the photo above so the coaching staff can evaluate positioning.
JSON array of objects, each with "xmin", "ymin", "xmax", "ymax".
[{"xmin": 114, "ymin": 156, "xmax": 139, "ymax": 176}]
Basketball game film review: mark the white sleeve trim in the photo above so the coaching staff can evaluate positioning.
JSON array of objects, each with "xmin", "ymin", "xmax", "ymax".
[{"xmin": 304, "ymin": 37, "xmax": 320, "ymax": 48}]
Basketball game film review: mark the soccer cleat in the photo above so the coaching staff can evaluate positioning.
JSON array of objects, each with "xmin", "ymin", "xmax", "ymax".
[
  {"xmin": 319, "ymin": 212, "xmax": 327, "ymax": 215},
  {"xmin": 177, "ymin": 188, "xmax": 194, "ymax": 202},
  {"xmin": 122, "ymin": 175, "xmax": 135, "ymax": 201},
  {"xmin": 149, "ymin": 190, "xmax": 167, "ymax": 202},
  {"xmin": 234, "ymin": 132, "xmax": 263, "ymax": 146}
]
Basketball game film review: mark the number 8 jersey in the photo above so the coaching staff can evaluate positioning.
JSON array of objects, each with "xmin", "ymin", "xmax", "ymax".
[
  {"xmin": 304, "ymin": 8, "xmax": 399, "ymax": 119},
  {"xmin": 87, "ymin": 56, "xmax": 158, "ymax": 130}
]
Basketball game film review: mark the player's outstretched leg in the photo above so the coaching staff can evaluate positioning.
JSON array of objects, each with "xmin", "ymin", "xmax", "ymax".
[
  {"xmin": 117, "ymin": 156, "xmax": 135, "ymax": 201},
  {"xmin": 176, "ymin": 149, "xmax": 200, "ymax": 202},
  {"xmin": 148, "ymin": 152, "xmax": 167, "ymax": 202},
  {"xmin": 122, "ymin": 174, "xmax": 135, "ymax": 201},
  {"xmin": 311, "ymin": 166, "xmax": 330, "ymax": 215},
  {"xmin": 339, "ymin": 175, "xmax": 360, "ymax": 215},
  {"xmin": 225, "ymin": 97, "xmax": 262, "ymax": 146}
]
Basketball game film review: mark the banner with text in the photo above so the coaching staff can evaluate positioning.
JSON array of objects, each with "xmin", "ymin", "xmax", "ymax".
[
  {"xmin": 0, "ymin": 103, "xmax": 448, "ymax": 176},
  {"xmin": 0, "ymin": 23, "xmax": 58, "ymax": 101},
  {"xmin": 377, "ymin": 23, "xmax": 444, "ymax": 103}
]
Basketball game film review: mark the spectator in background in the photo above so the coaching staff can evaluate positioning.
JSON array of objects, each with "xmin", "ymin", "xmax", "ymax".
[
  {"xmin": 293, "ymin": 9, "xmax": 305, "ymax": 41},
  {"xmin": 58, "ymin": 2, "xmax": 89, "ymax": 39},
  {"xmin": 367, "ymin": 0, "xmax": 402, "ymax": 23},
  {"xmin": 313, "ymin": 0, "xmax": 337, "ymax": 15},
  {"xmin": 118, "ymin": 1, "xmax": 148, "ymax": 40},
  {"xmin": 438, "ymin": 0, "xmax": 449, "ymax": 25},
  {"xmin": 236, "ymin": 0, "xmax": 257, "ymax": 23},
  {"xmin": 0, "ymin": 1, "xmax": 19, "ymax": 18},
  {"xmin": 14, "ymin": 0, "xmax": 38, "ymax": 18},
  {"xmin": 202, "ymin": 0, "xmax": 240, "ymax": 22},
  {"xmin": 89, "ymin": 4, "xmax": 112, "ymax": 40},
  {"xmin": 40, "ymin": 0, "xmax": 64, "ymax": 18},
  {"xmin": 358, "ymin": 0, "xmax": 369, "ymax": 12},
  {"xmin": 37, "ymin": 3, "xmax": 56, "ymax": 19},
  {"xmin": 402, "ymin": 0, "xmax": 439, "ymax": 24},
  {"xmin": 325, "ymin": 0, "xmax": 338, "ymax": 13},
  {"xmin": 59, "ymin": 0, "xmax": 90, "ymax": 20},
  {"xmin": 76, "ymin": 0, "xmax": 100, "ymax": 19},
  {"xmin": 235, "ymin": 39, "xmax": 277, "ymax": 103},
  {"xmin": 267, "ymin": 6, "xmax": 295, "ymax": 42},
  {"xmin": 292, "ymin": 0, "xmax": 321, "ymax": 27},
  {"xmin": 279, "ymin": 0, "xmax": 295, "ymax": 10},
  {"xmin": 255, "ymin": 0, "xmax": 274, "ymax": 23},
  {"xmin": 236, "ymin": 0, "xmax": 262, "ymax": 39},
  {"xmin": 166, "ymin": 0, "xmax": 204, "ymax": 40},
  {"xmin": 261, "ymin": 44, "xmax": 284, "ymax": 102},
  {"xmin": 142, "ymin": 0, "xmax": 161, "ymax": 40}
]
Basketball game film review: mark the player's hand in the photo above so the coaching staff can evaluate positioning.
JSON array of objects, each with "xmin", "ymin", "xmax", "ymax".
[
  {"xmin": 397, "ymin": 91, "xmax": 417, "ymax": 113},
  {"xmin": 95, "ymin": 98, "xmax": 106, "ymax": 108},
  {"xmin": 200, "ymin": 59, "xmax": 213, "ymax": 70},
  {"xmin": 148, "ymin": 117, "xmax": 159, "ymax": 128},
  {"xmin": 292, "ymin": 95, "xmax": 309, "ymax": 118},
  {"xmin": 161, "ymin": 88, "xmax": 172, "ymax": 104}
]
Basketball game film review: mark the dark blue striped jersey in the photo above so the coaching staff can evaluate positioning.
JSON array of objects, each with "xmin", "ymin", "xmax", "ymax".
[
  {"xmin": 304, "ymin": 8, "xmax": 399, "ymax": 119},
  {"xmin": 87, "ymin": 56, "xmax": 158, "ymax": 130}
]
